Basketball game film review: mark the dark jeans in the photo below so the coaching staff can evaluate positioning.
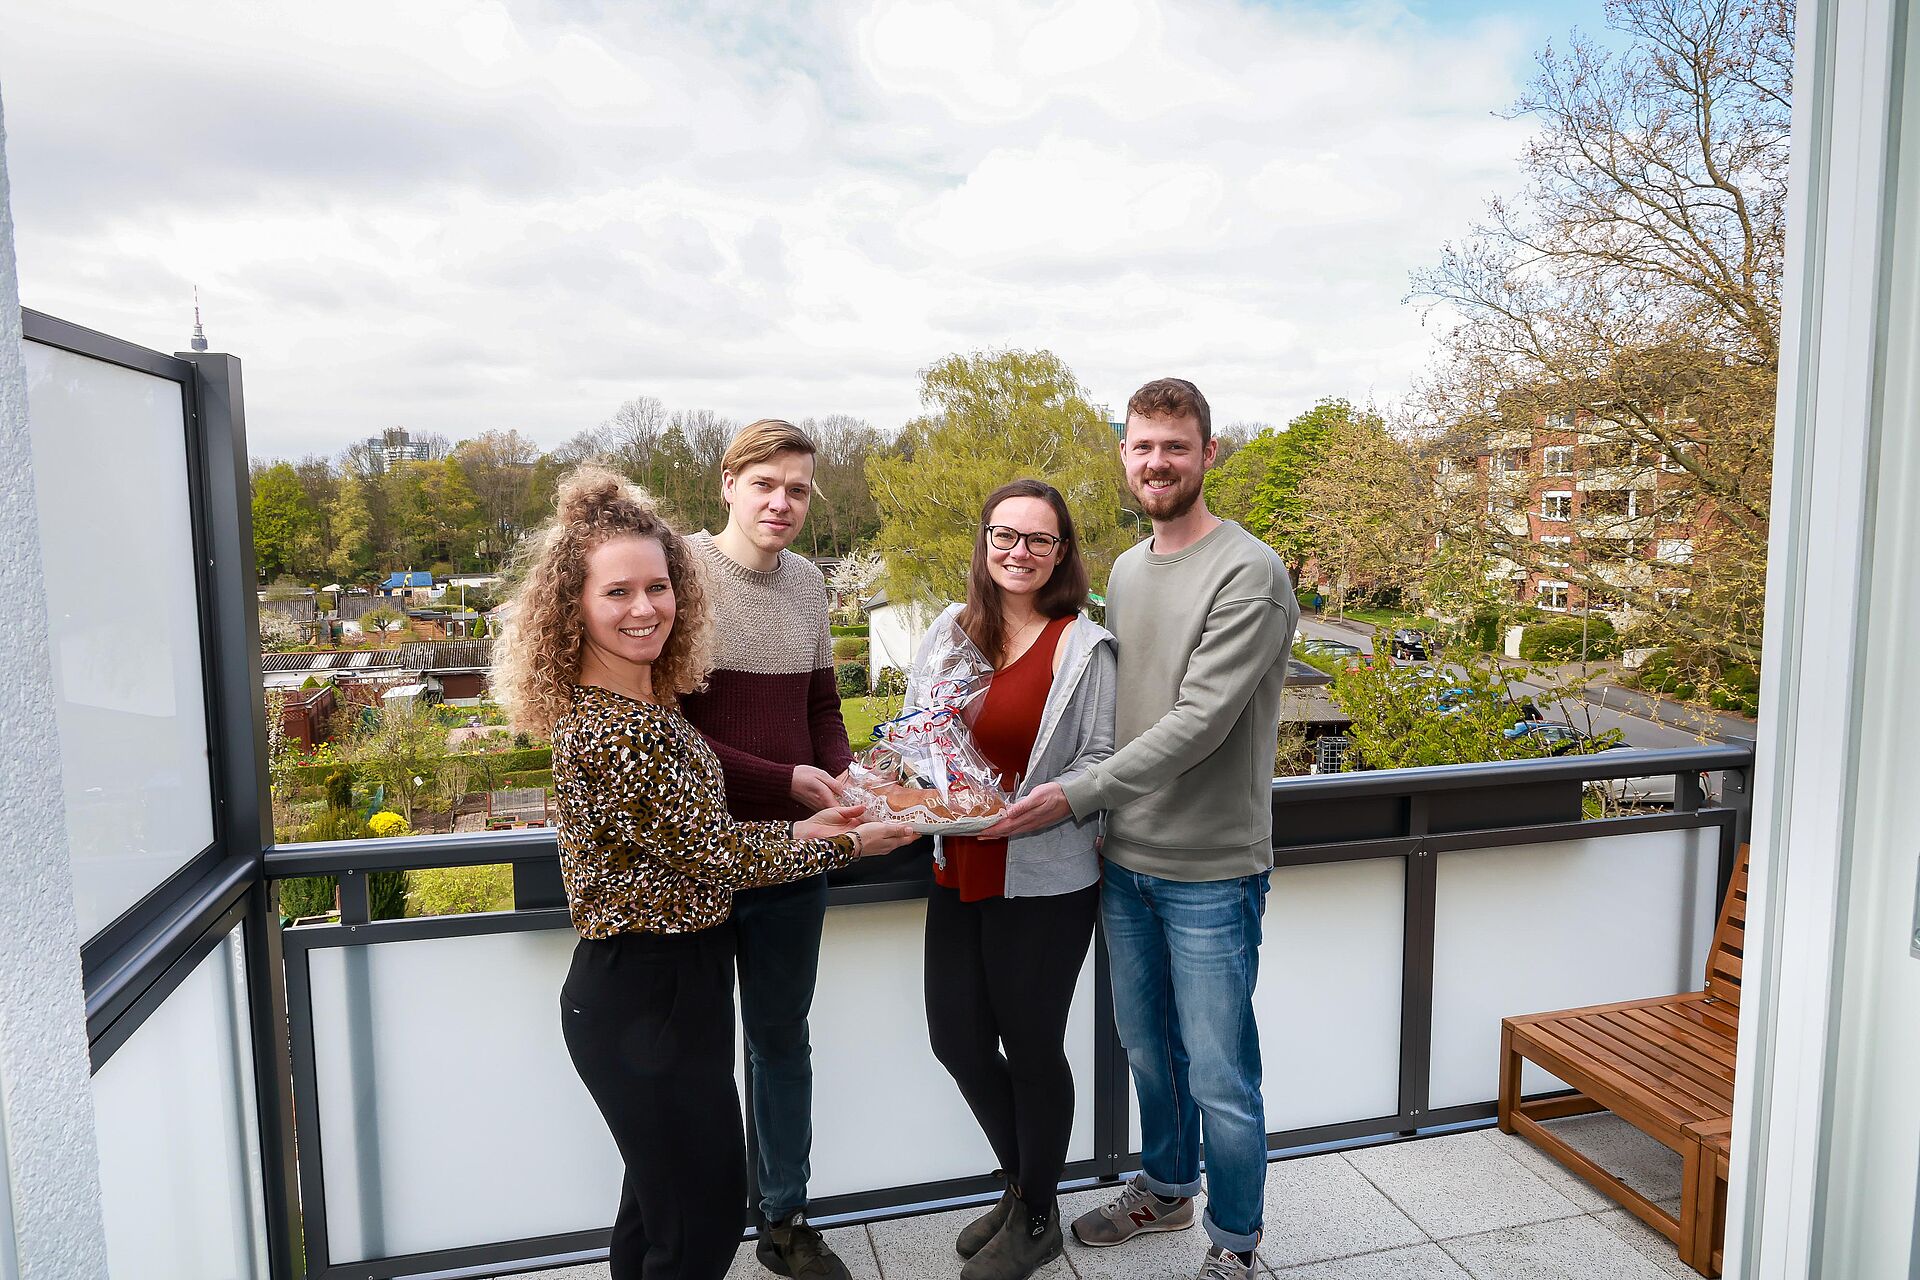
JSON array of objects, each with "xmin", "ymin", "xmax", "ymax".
[
  {"xmin": 923, "ymin": 881, "xmax": 1099, "ymax": 1214},
  {"xmin": 561, "ymin": 926, "xmax": 743, "ymax": 1280},
  {"xmin": 732, "ymin": 872, "xmax": 829, "ymax": 1223}
]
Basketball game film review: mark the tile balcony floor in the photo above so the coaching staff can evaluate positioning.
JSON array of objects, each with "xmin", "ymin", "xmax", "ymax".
[{"xmin": 521, "ymin": 1116, "xmax": 1702, "ymax": 1280}]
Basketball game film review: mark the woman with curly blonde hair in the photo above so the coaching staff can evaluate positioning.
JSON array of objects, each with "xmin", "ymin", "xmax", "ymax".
[{"xmin": 495, "ymin": 465, "xmax": 913, "ymax": 1280}]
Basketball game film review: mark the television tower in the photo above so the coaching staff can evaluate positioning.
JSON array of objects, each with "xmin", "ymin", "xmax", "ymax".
[{"xmin": 189, "ymin": 287, "xmax": 209, "ymax": 352}]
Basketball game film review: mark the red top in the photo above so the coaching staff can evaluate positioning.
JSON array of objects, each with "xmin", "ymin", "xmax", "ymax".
[{"xmin": 936, "ymin": 615, "xmax": 1072, "ymax": 902}]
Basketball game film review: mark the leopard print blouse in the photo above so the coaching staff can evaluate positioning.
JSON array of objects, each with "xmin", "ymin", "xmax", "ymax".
[{"xmin": 550, "ymin": 684, "xmax": 858, "ymax": 938}]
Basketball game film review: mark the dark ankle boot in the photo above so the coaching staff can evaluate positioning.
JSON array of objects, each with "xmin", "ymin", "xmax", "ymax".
[
  {"xmin": 956, "ymin": 1186, "xmax": 1017, "ymax": 1259},
  {"xmin": 960, "ymin": 1197, "xmax": 1062, "ymax": 1280}
]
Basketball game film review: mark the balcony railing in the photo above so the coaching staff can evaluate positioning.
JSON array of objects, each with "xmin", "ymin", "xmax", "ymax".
[{"xmin": 264, "ymin": 744, "xmax": 1751, "ymax": 1280}]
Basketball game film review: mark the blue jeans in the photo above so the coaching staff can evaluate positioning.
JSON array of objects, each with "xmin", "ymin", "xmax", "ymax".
[
  {"xmin": 1102, "ymin": 860, "xmax": 1269, "ymax": 1254},
  {"xmin": 733, "ymin": 872, "xmax": 828, "ymax": 1224}
]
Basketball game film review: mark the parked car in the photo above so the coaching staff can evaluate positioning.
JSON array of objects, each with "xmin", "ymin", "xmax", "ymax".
[
  {"xmin": 1501, "ymin": 720, "xmax": 1700, "ymax": 805},
  {"xmin": 1390, "ymin": 628, "xmax": 1437, "ymax": 661},
  {"xmin": 1300, "ymin": 637, "xmax": 1374, "ymax": 671}
]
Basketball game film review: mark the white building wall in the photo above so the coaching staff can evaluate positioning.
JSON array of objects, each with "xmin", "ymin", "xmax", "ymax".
[
  {"xmin": 0, "ymin": 90, "xmax": 112, "ymax": 1279},
  {"xmin": 866, "ymin": 597, "xmax": 935, "ymax": 687}
]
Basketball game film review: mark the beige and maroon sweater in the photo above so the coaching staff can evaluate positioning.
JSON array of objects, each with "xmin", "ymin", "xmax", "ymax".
[{"xmin": 679, "ymin": 532, "xmax": 855, "ymax": 822}]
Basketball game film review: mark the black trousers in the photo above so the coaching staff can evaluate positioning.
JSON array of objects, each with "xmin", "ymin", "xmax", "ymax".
[
  {"xmin": 561, "ymin": 926, "xmax": 743, "ymax": 1280},
  {"xmin": 924, "ymin": 881, "xmax": 1100, "ymax": 1214}
]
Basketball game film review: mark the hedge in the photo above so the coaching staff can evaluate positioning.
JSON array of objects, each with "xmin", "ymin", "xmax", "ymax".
[
  {"xmin": 830, "ymin": 623, "xmax": 870, "ymax": 638},
  {"xmin": 291, "ymin": 745, "xmax": 552, "ymax": 788},
  {"xmin": 1517, "ymin": 616, "xmax": 1620, "ymax": 662},
  {"xmin": 831, "ymin": 634, "xmax": 869, "ymax": 662},
  {"xmin": 835, "ymin": 662, "xmax": 869, "ymax": 697}
]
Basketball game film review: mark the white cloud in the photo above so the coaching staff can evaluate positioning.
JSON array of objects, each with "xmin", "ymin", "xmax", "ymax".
[{"xmin": 0, "ymin": 0, "xmax": 1585, "ymax": 458}]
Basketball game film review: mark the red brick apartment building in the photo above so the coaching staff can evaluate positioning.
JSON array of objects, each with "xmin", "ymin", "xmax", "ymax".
[{"xmin": 1435, "ymin": 407, "xmax": 1706, "ymax": 620}]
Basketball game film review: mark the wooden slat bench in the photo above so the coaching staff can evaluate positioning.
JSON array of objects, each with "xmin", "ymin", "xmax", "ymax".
[{"xmin": 1499, "ymin": 844, "xmax": 1747, "ymax": 1277}]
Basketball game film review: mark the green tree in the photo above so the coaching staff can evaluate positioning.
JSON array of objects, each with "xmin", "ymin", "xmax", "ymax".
[
  {"xmin": 409, "ymin": 459, "xmax": 486, "ymax": 568},
  {"xmin": 1202, "ymin": 398, "xmax": 1356, "ymax": 576},
  {"xmin": 252, "ymin": 462, "xmax": 320, "ymax": 581},
  {"xmin": 867, "ymin": 349, "xmax": 1129, "ymax": 607},
  {"xmin": 1412, "ymin": 0, "xmax": 1788, "ymax": 675},
  {"xmin": 326, "ymin": 479, "xmax": 375, "ymax": 584},
  {"xmin": 360, "ymin": 604, "xmax": 408, "ymax": 635},
  {"xmin": 1297, "ymin": 411, "xmax": 1429, "ymax": 614},
  {"xmin": 1331, "ymin": 652, "xmax": 1618, "ymax": 770},
  {"xmin": 455, "ymin": 430, "xmax": 539, "ymax": 566},
  {"xmin": 345, "ymin": 701, "xmax": 448, "ymax": 822},
  {"xmin": 802, "ymin": 413, "xmax": 893, "ymax": 557}
]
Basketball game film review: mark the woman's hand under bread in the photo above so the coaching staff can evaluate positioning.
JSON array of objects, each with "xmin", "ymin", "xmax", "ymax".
[{"xmin": 796, "ymin": 803, "xmax": 915, "ymax": 858}]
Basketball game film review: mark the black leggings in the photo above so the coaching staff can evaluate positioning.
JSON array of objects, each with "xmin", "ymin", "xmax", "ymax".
[
  {"xmin": 924, "ymin": 881, "xmax": 1099, "ymax": 1214},
  {"xmin": 561, "ymin": 926, "xmax": 743, "ymax": 1280}
]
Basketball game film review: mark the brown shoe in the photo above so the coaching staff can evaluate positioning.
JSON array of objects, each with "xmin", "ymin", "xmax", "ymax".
[
  {"xmin": 962, "ymin": 1197, "xmax": 1063, "ymax": 1280},
  {"xmin": 957, "ymin": 1188, "xmax": 1017, "ymax": 1258},
  {"xmin": 1068, "ymin": 1178, "xmax": 1195, "ymax": 1247}
]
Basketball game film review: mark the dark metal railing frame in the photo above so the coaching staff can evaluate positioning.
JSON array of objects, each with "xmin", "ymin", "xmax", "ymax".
[
  {"xmin": 31, "ymin": 310, "xmax": 303, "ymax": 1280},
  {"xmin": 266, "ymin": 744, "xmax": 1751, "ymax": 1280}
]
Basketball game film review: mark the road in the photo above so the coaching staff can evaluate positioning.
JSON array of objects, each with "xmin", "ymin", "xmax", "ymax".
[{"xmin": 1294, "ymin": 615, "xmax": 1739, "ymax": 750}]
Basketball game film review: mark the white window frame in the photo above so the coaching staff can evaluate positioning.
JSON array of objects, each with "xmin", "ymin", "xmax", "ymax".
[
  {"xmin": 1536, "ymin": 580, "xmax": 1569, "ymax": 611},
  {"xmin": 1539, "ymin": 534, "xmax": 1573, "ymax": 568},
  {"xmin": 1541, "ymin": 491, "xmax": 1573, "ymax": 522},
  {"xmin": 1543, "ymin": 445, "xmax": 1574, "ymax": 475},
  {"xmin": 1656, "ymin": 538, "xmax": 1695, "ymax": 565}
]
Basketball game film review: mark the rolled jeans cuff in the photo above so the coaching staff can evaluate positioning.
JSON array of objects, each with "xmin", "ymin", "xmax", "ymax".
[
  {"xmin": 1133, "ymin": 1169, "xmax": 1202, "ymax": 1200},
  {"xmin": 1202, "ymin": 1210, "xmax": 1261, "ymax": 1256}
]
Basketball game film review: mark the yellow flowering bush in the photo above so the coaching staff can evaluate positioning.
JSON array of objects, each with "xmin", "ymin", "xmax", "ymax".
[{"xmin": 367, "ymin": 811, "xmax": 411, "ymax": 839}]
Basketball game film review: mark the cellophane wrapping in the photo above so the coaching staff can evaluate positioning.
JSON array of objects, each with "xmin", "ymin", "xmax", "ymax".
[{"xmin": 840, "ymin": 615, "xmax": 1012, "ymax": 827}]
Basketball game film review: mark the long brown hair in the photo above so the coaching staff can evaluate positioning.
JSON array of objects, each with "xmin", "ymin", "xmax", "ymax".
[
  {"xmin": 494, "ymin": 465, "xmax": 714, "ymax": 736},
  {"xmin": 956, "ymin": 479, "xmax": 1089, "ymax": 666}
]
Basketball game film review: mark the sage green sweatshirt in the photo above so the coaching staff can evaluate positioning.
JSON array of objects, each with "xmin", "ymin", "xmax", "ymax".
[{"xmin": 1060, "ymin": 520, "xmax": 1296, "ymax": 881}]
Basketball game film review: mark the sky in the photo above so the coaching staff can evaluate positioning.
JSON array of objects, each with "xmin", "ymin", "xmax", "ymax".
[{"xmin": 2, "ymin": 0, "xmax": 1610, "ymax": 460}]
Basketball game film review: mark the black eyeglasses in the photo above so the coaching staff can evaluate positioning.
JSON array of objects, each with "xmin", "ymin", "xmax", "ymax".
[{"xmin": 985, "ymin": 525, "xmax": 1064, "ymax": 556}]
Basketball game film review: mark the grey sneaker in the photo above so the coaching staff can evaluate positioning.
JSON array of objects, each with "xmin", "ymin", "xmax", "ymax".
[
  {"xmin": 1069, "ymin": 1178, "xmax": 1196, "ymax": 1247},
  {"xmin": 1193, "ymin": 1244, "xmax": 1256, "ymax": 1279}
]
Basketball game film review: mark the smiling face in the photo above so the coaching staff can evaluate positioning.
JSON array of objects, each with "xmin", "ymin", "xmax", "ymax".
[
  {"xmin": 983, "ymin": 494, "xmax": 1062, "ymax": 602},
  {"xmin": 580, "ymin": 534, "xmax": 676, "ymax": 674},
  {"xmin": 1122, "ymin": 411, "xmax": 1217, "ymax": 521},
  {"xmin": 722, "ymin": 450, "xmax": 815, "ymax": 556}
]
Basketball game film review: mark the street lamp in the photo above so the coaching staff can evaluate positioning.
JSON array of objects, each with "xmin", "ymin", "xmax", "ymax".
[{"xmin": 1119, "ymin": 508, "xmax": 1144, "ymax": 540}]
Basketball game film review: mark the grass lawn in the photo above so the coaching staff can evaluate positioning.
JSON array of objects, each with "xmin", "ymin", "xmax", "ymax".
[
  {"xmin": 839, "ymin": 693, "xmax": 903, "ymax": 753},
  {"xmin": 1340, "ymin": 606, "xmax": 1439, "ymax": 631}
]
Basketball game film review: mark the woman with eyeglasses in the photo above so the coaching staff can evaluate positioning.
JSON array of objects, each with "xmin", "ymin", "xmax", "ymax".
[{"xmin": 904, "ymin": 478, "xmax": 1116, "ymax": 1280}]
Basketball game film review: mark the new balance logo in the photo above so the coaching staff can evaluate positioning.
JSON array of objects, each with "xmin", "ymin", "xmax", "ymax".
[{"xmin": 1128, "ymin": 1207, "xmax": 1158, "ymax": 1228}]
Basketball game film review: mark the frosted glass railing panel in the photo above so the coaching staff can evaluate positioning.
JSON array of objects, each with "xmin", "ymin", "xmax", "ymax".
[
  {"xmin": 1428, "ymin": 828, "xmax": 1717, "ymax": 1109},
  {"xmin": 93, "ymin": 926, "xmax": 267, "ymax": 1280},
  {"xmin": 25, "ymin": 340, "xmax": 213, "ymax": 939},
  {"xmin": 1260, "ymin": 860, "xmax": 1404, "ymax": 1130},
  {"xmin": 1128, "ymin": 860, "xmax": 1405, "ymax": 1149},
  {"xmin": 808, "ymin": 899, "xmax": 1097, "ymax": 1196},
  {"xmin": 307, "ymin": 927, "xmax": 620, "ymax": 1263},
  {"xmin": 308, "ymin": 905, "xmax": 1098, "ymax": 1263}
]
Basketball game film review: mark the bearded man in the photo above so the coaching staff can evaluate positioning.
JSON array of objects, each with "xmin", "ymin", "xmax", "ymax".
[{"xmin": 992, "ymin": 378, "xmax": 1296, "ymax": 1280}]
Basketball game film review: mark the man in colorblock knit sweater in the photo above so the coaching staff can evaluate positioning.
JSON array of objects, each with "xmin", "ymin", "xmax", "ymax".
[{"xmin": 678, "ymin": 418, "xmax": 855, "ymax": 1280}]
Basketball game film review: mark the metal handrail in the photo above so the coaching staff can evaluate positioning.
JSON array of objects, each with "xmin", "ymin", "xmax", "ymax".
[{"xmin": 263, "ymin": 743, "xmax": 1755, "ymax": 879}]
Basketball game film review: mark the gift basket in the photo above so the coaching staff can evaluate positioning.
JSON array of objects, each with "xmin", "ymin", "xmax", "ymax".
[{"xmin": 841, "ymin": 615, "xmax": 1013, "ymax": 835}]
